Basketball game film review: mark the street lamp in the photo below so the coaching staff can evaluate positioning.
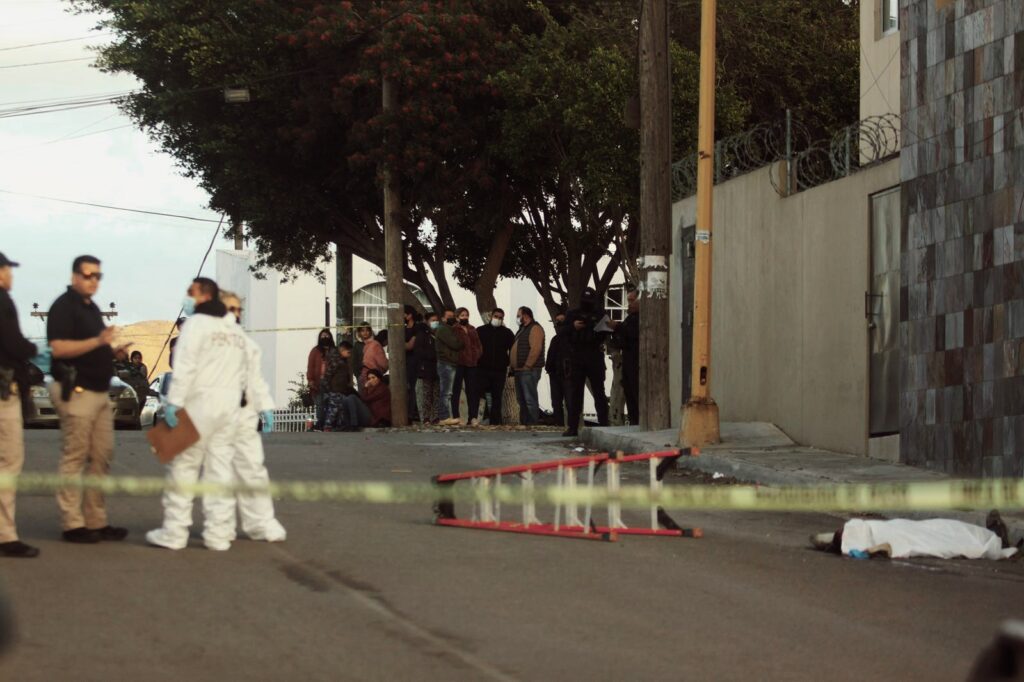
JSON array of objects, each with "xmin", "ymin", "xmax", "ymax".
[
  {"xmin": 30, "ymin": 302, "xmax": 47, "ymax": 320},
  {"xmin": 101, "ymin": 302, "xmax": 118, "ymax": 320}
]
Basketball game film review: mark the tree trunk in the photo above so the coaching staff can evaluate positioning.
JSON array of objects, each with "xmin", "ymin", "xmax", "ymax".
[{"xmin": 474, "ymin": 220, "xmax": 515, "ymax": 317}]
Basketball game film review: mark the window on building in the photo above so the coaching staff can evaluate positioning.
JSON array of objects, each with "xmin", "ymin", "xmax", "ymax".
[
  {"xmin": 352, "ymin": 282, "xmax": 430, "ymax": 334},
  {"xmin": 605, "ymin": 285, "xmax": 628, "ymax": 322},
  {"xmin": 881, "ymin": 0, "xmax": 898, "ymax": 35}
]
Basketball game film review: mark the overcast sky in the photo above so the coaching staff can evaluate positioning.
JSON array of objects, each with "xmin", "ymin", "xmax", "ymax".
[{"xmin": 1, "ymin": 0, "xmax": 223, "ymax": 341}]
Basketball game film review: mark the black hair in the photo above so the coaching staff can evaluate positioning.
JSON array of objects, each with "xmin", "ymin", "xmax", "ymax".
[
  {"xmin": 492, "ymin": 308, "xmax": 505, "ymax": 317},
  {"xmin": 456, "ymin": 307, "xmax": 470, "ymax": 316},
  {"xmin": 366, "ymin": 369, "xmax": 385, "ymax": 381},
  {"xmin": 403, "ymin": 304, "xmax": 416, "ymax": 316},
  {"xmin": 555, "ymin": 305, "xmax": 567, "ymax": 316},
  {"xmin": 443, "ymin": 307, "xmax": 457, "ymax": 316},
  {"xmin": 519, "ymin": 306, "xmax": 534, "ymax": 320},
  {"xmin": 426, "ymin": 311, "xmax": 440, "ymax": 321},
  {"xmin": 192, "ymin": 277, "xmax": 219, "ymax": 299},
  {"xmin": 338, "ymin": 340, "xmax": 354, "ymax": 350},
  {"xmin": 130, "ymin": 350, "xmax": 142, "ymax": 361},
  {"xmin": 72, "ymin": 255, "xmax": 100, "ymax": 273},
  {"xmin": 175, "ymin": 317, "xmax": 186, "ymax": 328}
]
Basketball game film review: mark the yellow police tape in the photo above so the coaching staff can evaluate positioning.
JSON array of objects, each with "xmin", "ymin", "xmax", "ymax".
[
  {"xmin": 2, "ymin": 474, "xmax": 1024, "ymax": 513},
  {"xmin": 26, "ymin": 322, "xmax": 410, "ymax": 343}
]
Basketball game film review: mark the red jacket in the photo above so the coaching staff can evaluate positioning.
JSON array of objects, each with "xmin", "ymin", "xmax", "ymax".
[
  {"xmin": 359, "ymin": 338, "xmax": 389, "ymax": 383},
  {"xmin": 361, "ymin": 382, "xmax": 392, "ymax": 427},
  {"xmin": 307, "ymin": 346, "xmax": 328, "ymax": 394},
  {"xmin": 456, "ymin": 324, "xmax": 483, "ymax": 367}
]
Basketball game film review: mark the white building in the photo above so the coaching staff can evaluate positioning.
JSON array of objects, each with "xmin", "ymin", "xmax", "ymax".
[{"xmin": 216, "ymin": 246, "xmax": 624, "ymax": 413}]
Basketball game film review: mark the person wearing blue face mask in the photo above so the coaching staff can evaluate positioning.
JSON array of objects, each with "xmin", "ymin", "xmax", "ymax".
[{"xmin": 147, "ymin": 277, "xmax": 249, "ymax": 552}]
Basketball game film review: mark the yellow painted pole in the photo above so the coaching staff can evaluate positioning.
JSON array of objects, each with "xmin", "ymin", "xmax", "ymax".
[{"xmin": 681, "ymin": 0, "xmax": 720, "ymax": 446}]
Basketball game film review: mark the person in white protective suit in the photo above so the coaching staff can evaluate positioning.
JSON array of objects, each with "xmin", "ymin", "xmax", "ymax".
[
  {"xmin": 220, "ymin": 291, "xmax": 286, "ymax": 543},
  {"xmin": 145, "ymin": 277, "xmax": 250, "ymax": 551}
]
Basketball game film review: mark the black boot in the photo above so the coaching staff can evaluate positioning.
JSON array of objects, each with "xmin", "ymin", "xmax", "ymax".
[
  {"xmin": 62, "ymin": 527, "xmax": 101, "ymax": 544},
  {"xmin": 0, "ymin": 541, "xmax": 40, "ymax": 558}
]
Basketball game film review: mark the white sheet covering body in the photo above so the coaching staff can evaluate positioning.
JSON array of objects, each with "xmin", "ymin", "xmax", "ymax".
[{"xmin": 841, "ymin": 518, "xmax": 1017, "ymax": 560}]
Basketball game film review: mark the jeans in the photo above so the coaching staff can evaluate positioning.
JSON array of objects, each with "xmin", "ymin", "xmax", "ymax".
[
  {"xmin": 514, "ymin": 368, "xmax": 543, "ymax": 425},
  {"xmin": 341, "ymin": 394, "xmax": 371, "ymax": 428},
  {"xmin": 416, "ymin": 378, "xmax": 440, "ymax": 423},
  {"xmin": 314, "ymin": 391, "xmax": 326, "ymax": 430},
  {"xmin": 437, "ymin": 362, "xmax": 457, "ymax": 421}
]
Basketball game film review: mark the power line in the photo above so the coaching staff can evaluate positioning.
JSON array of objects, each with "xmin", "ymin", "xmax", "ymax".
[
  {"xmin": 0, "ymin": 56, "xmax": 92, "ymax": 69},
  {"xmin": 0, "ymin": 188, "xmax": 222, "ymax": 223},
  {"xmin": 0, "ymin": 33, "xmax": 113, "ymax": 51}
]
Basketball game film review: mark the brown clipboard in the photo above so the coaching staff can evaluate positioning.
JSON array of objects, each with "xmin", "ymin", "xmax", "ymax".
[{"xmin": 146, "ymin": 409, "xmax": 200, "ymax": 464}]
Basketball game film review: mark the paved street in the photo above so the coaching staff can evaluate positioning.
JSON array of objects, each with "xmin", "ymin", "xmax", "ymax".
[{"xmin": 1, "ymin": 429, "xmax": 1022, "ymax": 681}]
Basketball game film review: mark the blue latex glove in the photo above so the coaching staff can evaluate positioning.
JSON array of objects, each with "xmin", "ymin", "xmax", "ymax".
[
  {"xmin": 261, "ymin": 410, "xmax": 274, "ymax": 434},
  {"xmin": 848, "ymin": 549, "xmax": 869, "ymax": 560},
  {"xmin": 31, "ymin": 347, "xmax": 52, "ymax": 375},
  {"xmin": 165, "ymin": 404, "xmax": 180, "ymax": 429}
]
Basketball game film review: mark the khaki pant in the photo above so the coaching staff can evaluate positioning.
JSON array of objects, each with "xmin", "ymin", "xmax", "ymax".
[
  {"xmin": 50, "ymin": 383, "xmax": 114, "ymax": 531},
  {"xmin": 0, "ymin": 393, "xmax": 24, "ymax": 543}
]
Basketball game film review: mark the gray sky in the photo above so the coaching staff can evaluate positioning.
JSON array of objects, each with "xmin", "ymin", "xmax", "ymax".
[{"xmin": 1, "ymin": 0, "xmax": 223, "ymax": 342}]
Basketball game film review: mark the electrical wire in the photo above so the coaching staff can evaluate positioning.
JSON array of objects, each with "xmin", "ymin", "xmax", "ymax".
[
  {"xmin": 146, "ymin": 214, "xmax": 226, "ymax": 380},
  {"xmin": 0, "ymin": 33, "xmax": 113, "ymax": 51},
  {"xmin": 0, "ymin": 56, "xmax": 92, "ymax": 69},
  {"xmin": 0, "ymin": 188, "xmax": 222, "ymax": 223}
]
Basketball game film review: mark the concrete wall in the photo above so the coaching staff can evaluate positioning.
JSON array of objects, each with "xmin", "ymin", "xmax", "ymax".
[
  {"xmin": 671, "ymin": 160, "xmax": 900, "ymax": 455},
  {"xmin": 860, "ymin": 0, "xmax": 902, "ymax": 122}
]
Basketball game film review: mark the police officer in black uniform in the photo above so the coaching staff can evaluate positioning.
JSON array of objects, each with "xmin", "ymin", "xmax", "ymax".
[
  {"xmin": 563, "ymin": 287, "xmax": 610, "ymax": 438},
  {"xmin": 0, "ymin": 252, "xmax": 41, "ymax": 558}
]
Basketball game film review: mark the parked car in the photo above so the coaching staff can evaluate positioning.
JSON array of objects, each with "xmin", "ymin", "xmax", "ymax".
[
  {"xmin": 27, "ymin": 373, "xmax": 142, "ymax": 430},
  {"xmin": 141, "ymin": 371, "xmax": 172, "ymax": 429}
]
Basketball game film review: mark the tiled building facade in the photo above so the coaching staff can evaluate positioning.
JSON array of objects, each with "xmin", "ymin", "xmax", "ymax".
[{"xmin": 900, "ymin": 0, "xmax": 1024, "ymax": 475}]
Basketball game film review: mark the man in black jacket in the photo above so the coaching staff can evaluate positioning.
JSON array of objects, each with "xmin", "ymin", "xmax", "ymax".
[
  {"xmin": 0, "ymin": 253, "xmax": 41, "ymax": 558},
  {"xmin": 546, "ymin": 308, "xmax": 570, "ymax": 427},
  {"xmin": 476, "ymin": 308, "xmax": 515, "ymax": 425},
  {"xmin": 564, "ymin": 288, "xmax": 610, "ymax": 438}
]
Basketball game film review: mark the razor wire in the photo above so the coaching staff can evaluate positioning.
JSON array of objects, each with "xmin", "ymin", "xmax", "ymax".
[{"xmin": 672, "ymin": 113, "xmax": 901, "ymax": 201}]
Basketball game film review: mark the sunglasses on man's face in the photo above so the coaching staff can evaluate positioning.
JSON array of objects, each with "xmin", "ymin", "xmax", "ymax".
[{"xmin": 76, "ymin": 271, "xmax": 103, "ymax": 281}]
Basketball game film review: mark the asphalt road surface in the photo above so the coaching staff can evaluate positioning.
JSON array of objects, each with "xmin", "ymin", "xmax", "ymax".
[{"xmin": 2, "ymin": 429, "xmax": 1022, "ymax": 681}]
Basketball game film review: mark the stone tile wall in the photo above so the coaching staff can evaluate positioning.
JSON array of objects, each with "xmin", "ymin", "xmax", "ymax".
[{"xmin": 900, "ymin": 0, "xmax": 1024, "ymax": 476}]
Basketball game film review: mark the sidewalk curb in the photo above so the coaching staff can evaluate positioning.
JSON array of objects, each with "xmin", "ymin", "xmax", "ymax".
[{"xmin": 580, "ymin": 425, "xmax": 1024, "ymax": 539}]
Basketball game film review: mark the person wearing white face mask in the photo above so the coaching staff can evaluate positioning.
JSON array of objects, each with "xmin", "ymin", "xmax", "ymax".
[
  {"xmin": 146, "ymin": 277, "xmax": 248, "ymax": 552},
  {"xmin": 475, "ymin": 308, "xmax": 515, "ymax": 426}
]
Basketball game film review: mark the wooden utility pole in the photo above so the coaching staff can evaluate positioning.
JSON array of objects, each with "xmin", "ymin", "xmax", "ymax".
[
  {"xmin": 382, "ymin": 75, "xmax": 409, "ymax": 426},
  {"xmin": 232, "ymin": 217, "xmax": 244, "ymax": 250},
  {"xmin": 638, "ymin": 0, "xmax": 672, "ymax": 431},
  {"xmin": 681, "ymin": 0, "xmax": 720, "ymax": 446}
]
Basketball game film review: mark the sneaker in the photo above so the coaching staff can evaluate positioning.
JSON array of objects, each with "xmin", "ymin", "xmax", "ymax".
[
  {"xmin": 145, "ymin": 528, "xmax": 187, "ymax": 550},
  {"xmin": 62, "ymin": 527, "xmax": 101, "ymax": 544},
  {"xmin": 0, "ymin": 541, "xmax": 40, "ymax": 558},
  {"xmin": 204, "ymin": 539, "xmax": 231, "ymax": 552},
  {"xmin": 469, "ymin": 418, "xmax": 480, "ymax": 427},
  {"xmin": 95, "ymin": 525, "xmax": 129, "ymax": 541},
  {"xmin": 440, "ymin": 417, "xmax": 461, "ymax": 426}
]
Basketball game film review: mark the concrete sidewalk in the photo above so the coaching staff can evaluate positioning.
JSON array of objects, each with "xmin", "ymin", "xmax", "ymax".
[{"xmin": 581, "ymin": 422, "xmax": 1024, "ymax": 535}]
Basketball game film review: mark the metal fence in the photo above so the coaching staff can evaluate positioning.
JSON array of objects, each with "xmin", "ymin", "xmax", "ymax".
[
  {"xmin": 672, "ymin": 112, "xmax": 901, "ymax": 201},
  {"xmin": 271, "ymin": 408, "xmax": 315, "ymax": 433}
]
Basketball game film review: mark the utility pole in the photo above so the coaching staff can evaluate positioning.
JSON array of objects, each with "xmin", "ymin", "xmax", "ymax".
[
  {"xmin": 638, "ymin": 0, "xmax": 672, "ymax": 431},
  {"xmin": 232, "ymin": 217, "xmax": 244, "ymax": 250},
  {"xmin": 382, "ymin": 74, "xmax": 409, "ymax": 426},
  {"xmin": 681, "ymin": 0, "xmax": 720, "ymax": 446}
]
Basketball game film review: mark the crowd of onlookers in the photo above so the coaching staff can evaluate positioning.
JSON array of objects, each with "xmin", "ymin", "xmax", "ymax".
[{"xmin": 304, "ymin": 287, "xmax": 641, "ymax": 437}]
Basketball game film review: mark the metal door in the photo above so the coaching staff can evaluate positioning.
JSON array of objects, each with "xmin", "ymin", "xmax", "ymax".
[{"xmin": 868, "ymin": 187, "xmax": 901, "ymax": 436}]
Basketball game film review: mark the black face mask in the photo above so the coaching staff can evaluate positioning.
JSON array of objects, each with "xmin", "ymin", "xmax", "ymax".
[
  {"xmin": 319, "ymin": 338, "xmax": 331, "ymax": 348},
  {"xmin": 459, "ymin": 319, "xmax": 469, "ymax": 326},
  {"xmin": 446, "ymin": 318, "xmax": 457, "ymax": 326}
]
